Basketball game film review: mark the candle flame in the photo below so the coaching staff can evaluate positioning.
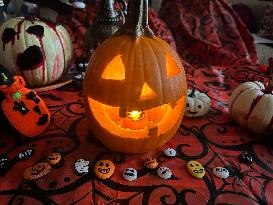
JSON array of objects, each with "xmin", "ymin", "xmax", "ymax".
[{"xmin": 128, "ymin": 111, "xmax": 143, "ymax": 121}]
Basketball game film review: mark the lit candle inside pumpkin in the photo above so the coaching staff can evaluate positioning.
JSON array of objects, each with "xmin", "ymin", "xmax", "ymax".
[{"xmin": 128, "ymin": 111, "xmax": 144, "ymax": 121}]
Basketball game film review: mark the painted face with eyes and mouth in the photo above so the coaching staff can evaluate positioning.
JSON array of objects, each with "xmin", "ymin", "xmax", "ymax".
[
  {"xmin": 123, "ymin": 168, "xmax": 137, "ymax": 181},
  {"xmin": 0, "ymin": 17, "xmax": 73, "ymax": 86},
  {"xmin": 23, "ymin": 162, "xmax": 51, "ymax": 180},
  {"xmin": 213, "ymin": 167, "xmax": 229, "ymax": 178},
  {"xmin": 185, "ymin": 89, "xmax": 210, "ymax": 118},
  {"xmin": 144, "ymin": 157, "xmax": 158, "ymax": 169},
  {"xmin": 187, "ymin": 160, "xmax": 205, "ymax": 179},
  {"xmin": 94, "ymin": 160, "xmax": 115, "ymax": 179},
  {"xmin": 163, "ymin": 148, "xmax": 176, "ymax": 157},
  {"xmin": 157, "ymin": 166, "xmax": 172, "ymax": 179}
]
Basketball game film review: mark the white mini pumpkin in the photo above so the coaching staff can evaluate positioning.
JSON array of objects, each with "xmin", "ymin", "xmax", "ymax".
[
  {"xmin": 0, "ymin": 17, "xmax": 73, "ymax": 87},
  {"xmin": 185, "ymin": 88, "xmax": 211, "ymax": 117},
  {"xmin": 228, "ymin": 81, "xmax": 273, "ymax": 135}
]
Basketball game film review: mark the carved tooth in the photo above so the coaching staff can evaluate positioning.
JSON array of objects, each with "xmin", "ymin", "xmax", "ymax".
[
  {"xmin": 119, "ymin": 107, "xmax": 127, "ymax": 118},
  {"xmin": 148, "ymin": 124, "xmax": 158, "ymax": 136}
]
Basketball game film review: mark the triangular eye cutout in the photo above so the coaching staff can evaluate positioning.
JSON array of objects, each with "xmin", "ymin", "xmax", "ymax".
[
  {"xmin": 166, "ymin": 53, "xmax": 180, "ymax": 79},
  {"xmin": 140, "ymin": 83, "xmax": 157, "ymax": 100},
  {"xmin": 101, "ymin": 55, "xmax": 125, "ymax": 80}
]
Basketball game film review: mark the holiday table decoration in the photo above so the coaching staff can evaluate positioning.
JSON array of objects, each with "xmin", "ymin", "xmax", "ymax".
[
  {"xmin": 85, "ymin": 0, "xmax": 127, "ymax": 57},
  {"xmin": 0, "ymin": 16, "xmax": 73, "ymax": 87},
  {"xmin": 228, "ymin": 58, "xmax": 273, "ymax": 135},
  {"xmin": 185, "ymin": 88, "xmax": 211, "ymax": 117},
  {"xmin": 0, "ymin": 64, "xmax": 50, "ymax": 137},
  {"xmin": 83, "ymin": 0, "xmax": 187, "ymax": 153}
]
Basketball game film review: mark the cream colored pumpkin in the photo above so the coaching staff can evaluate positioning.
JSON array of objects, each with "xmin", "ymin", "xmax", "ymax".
[
  {"xmin": 0, "ymin": 17, "xmax": 73, "ymax": 87},
  {"xmin": 228, "ymin": 81, "xmax": 273, "ymax": 135},
  {"xmin": 185, "ymin": 89, "xmax": 210, "ymax": 117}
]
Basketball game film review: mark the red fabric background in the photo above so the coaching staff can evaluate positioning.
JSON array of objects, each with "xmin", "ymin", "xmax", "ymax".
[{"xmin": 159, "ymin": 0, "xmax": 258, "ymax": 67}]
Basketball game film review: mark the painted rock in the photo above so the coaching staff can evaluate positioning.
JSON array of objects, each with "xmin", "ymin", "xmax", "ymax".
[
  {"xmin": 46, "ymin": 152, "xmax": 63, "ymax": 168},
  {"xmin": 123, "ymin": 168, "xmax": 137, "ymax": 181},
  {"xmin": 157, "ymin": 166, "xmax": 172, "ymax": 179},
  {"xmin": 23, "ymin": 162, "xmax": 51, "ymax": 180},
  {"xmin": 239, "ymin": 151, "xmax": 253, "ymax": 165},
  {"xmin": 163, "ymin": 148, "xmax": 176, "ymax": 157},
  {"xmin": 17, "ymin": 149, "xmax": 34, "ymax": 161},
  {"xmin": 94, "ymin": 160, "xmax": 115, "ymax": 179},
  {"xmin": 213, "ymin": 167, "xmax": 229, "ymax": 179},
  {"xmin": 74, "ymin": 159, "xmax": 90, "ymax": 175},
  {"xmin": 187, "ymin": 160, "xmax": 205, "ymax": 179},
  {"xmin": 144, "ymin": 157, "xmax": 158, "ymax": 169}
]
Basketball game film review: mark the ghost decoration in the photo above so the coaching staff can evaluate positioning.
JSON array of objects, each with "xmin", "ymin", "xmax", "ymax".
[
  {"xmin": 157, "ymin": 166, "xmax": 172, "ymax": 179},
  {"xmin": 123, "ymin": 168, "xmax": 138, "ymax": 181},
  {"xmin": 213, "ymin": 167, "xmax": 229, "ymax": 179},
  {"xmin": 74, "ymin": 159, "xmax": 90, "ymax": 175},
  {"xmin": 185, "ymin": 88, "xmax": 211, "ymax": 117}
]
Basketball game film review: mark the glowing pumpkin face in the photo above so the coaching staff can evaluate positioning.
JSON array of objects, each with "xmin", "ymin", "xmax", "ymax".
[{"xmin": 83, "ymin": 0, "xmax": 187, "ymax": 153}]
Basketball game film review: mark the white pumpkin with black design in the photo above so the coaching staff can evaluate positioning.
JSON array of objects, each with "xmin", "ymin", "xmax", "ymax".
[
  {"xmin": 185, "ymin": 88, "xmax": 211, "ymax": 117},
  {"xmin": 228, "ymin": 81, "xmax": 273, "ymax": 135},
  {"xmin": 0, "ymin": 17, "xmax": 73, "ymax": 87}
]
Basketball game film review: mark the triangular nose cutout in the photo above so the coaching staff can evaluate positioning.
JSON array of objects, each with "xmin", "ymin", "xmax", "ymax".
[
  {"xmin": 140, "ymin": 83, "xmax": 157, "ymax": 100},
  {"xmin": 101, "ymin": 55, "xmax": 125, "ymax": 80},
  {"xmin": 166, "ymin": 53, "xmax": 180, "ymax": 79}
]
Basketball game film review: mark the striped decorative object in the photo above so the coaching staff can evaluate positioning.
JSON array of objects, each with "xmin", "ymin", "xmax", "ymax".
[
  {"xmin": 228, "ymin": 80, "xmax": 273, "ymax": 135},
  {"xmin": 0, "ymin": 17, "xmax": 73, "ymax": 87}
]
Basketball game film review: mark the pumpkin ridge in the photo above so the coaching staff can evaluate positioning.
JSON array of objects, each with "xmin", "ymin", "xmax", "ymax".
[
  {"xmin": 230, "ymin": 87, "xmax": 257, "ymax": 114},
  {"xmin": 244, "ymin": 94, "xmax": 264, "ymax": 122},
  {"xmin": 142, "ymin": 38, "xmax": 163, "ymax": 105}
]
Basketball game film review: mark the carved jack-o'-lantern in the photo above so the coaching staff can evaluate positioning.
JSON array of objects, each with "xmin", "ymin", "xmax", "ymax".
[
  {"xmin": 83, "ymin": 0, "xmax": 187, "ymax": 153},
  {"xmin": 0, "ymin": 17, "xmax": 73, "ymax": 87}
]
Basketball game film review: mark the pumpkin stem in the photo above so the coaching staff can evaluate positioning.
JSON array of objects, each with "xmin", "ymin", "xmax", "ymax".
[
  {"xmin": 265, "ymin": 58, "xmax": 273, "ymax": 94},
  {"xmin": 189, "ymin": 87, "xmax": 196, "ymax": 97},
  {"xmin": 115, "ymin": 0, "xmax": 154, "ymax": 38}
]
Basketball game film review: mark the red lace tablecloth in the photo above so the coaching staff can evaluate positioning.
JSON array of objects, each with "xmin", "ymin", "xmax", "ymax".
[{"xmin": 0, "ymin": 64, "xmax": 272, "ymax": 205}]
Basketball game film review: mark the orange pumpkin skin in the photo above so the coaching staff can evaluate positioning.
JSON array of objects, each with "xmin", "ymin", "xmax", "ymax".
[{"xmin": 83, "ymin": 35, "xmax": 187, "ymax": 153}]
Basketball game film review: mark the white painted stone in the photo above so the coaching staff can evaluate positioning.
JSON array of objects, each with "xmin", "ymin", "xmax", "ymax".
[
  {"xmin": 163, "ymin": 148, "xmax": 176, "ymax": 157},
  {"xmin": 213, "ymin": 167, "xmax": 229, "ymax": 179},
  {"xmin": 123, "ymin": 168, "xmax": 137, "ymax": 181},
  {"xmin": 157, "ymin": 167, "xmax": 172, "ymax": 179}
]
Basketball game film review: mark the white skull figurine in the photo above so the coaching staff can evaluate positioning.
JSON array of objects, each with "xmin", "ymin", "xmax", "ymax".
[{"xmin": 185, "ymin": 88, "xmax": 211, "ymax": 117}]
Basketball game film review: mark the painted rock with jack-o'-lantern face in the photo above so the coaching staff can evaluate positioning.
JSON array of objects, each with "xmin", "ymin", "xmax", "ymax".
[
  {"xmin": 144, "ymin": 157, "xmax": 158, "ymax": 169},
  {"xmin": 46, "ymin": 152, "xmax": 63, "ymax": 167},
  {"xmin": 23, "ymin": 162, "xmax": 51, "ymax": 180},
  {"xmin": 187, "ymin": 160, "xmax": 205, "ymax": 179},
  {"xmin": 94, "ymin": 160, "xmax": 115, "ymax": 179}
]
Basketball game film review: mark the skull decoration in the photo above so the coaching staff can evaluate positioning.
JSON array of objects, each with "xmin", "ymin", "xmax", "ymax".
[
  {"xmin": 157, "ymin": 166, "xmax": 172, "ymax": 179},
  {"xmin": 74, "ymin": 159, "xmax": 90, "ymax": 175},
  {"xmin": 0, "ymin": 17, "xmax": 73, "ymax": 87},
  {"xmin": 83, "ymin": 0, "xmax": 187, "ymax": 153},
  {"xmin": 185, "ymin": 88, "xmax": 211, "ymax": 117}
]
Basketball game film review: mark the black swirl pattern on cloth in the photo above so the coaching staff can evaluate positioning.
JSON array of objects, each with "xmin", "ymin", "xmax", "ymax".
[{"xmin": 0, "ymin": 63, "xmax": 272, "ymax": 204}]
